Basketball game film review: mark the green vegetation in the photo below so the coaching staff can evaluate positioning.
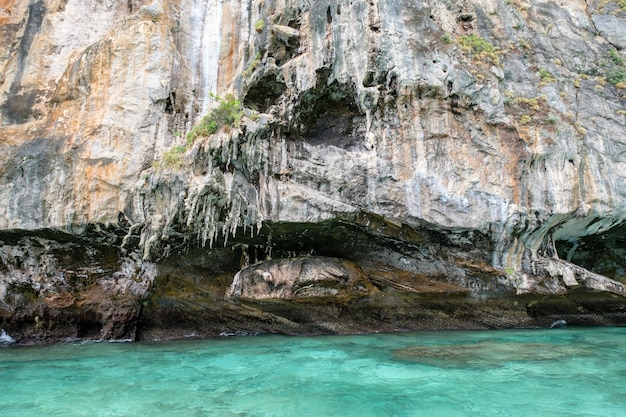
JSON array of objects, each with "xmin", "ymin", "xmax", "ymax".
[
  {"xmin": 441, "ymin": 33, "xmax": 451, "ymax": 44},
  {"xmin": 153, "ymin": 145, "xmax": 185, "ymax": 170},
  {"xmin": 538, "ymin": 69, "xmax": 556, "ymax": 85},
  {"xmin": 186, "ymin": 93, "xmax": 243, "ymax": 145},
  {"xmin": 546, "ymin": 115, "xmax": 558, "ymax": 124},
  {"xmin": 599, "ymin": 48, "xmax": 626, "ymax": 86},
  {"xmin": 243, "ymin": 52, "xmax": 262, "ymax": 78},
  {"xmin": 516, "ymin": 37, "xmax": 531, "ymax": 50},
  {"xmin": 606, "ymin": 67, "xmax": 626, "ymax": 85},
  {"xmin": 609, "ymin": 49, "xmax": 624, "ymax": 66},
  {"xmin": 254, "ymin": 19, "xmax": 265, "ymax": 32},
  {"xmin": 520, "ymin": 97, "xmax": 538, "ymax": 109},
  {"xmin": 153, "ymin": 94, "xmax": 244, "ymax": 171},
  {"xmin": 504, "ymin": 93, "xmax": 554, "ymax": 126},
  {"xmin": 458, "ymin": 34, "xmax": 501, "ymax": 64},
  {"xmin": 163, "ymin": 146, "xmax": 185, "ymax": 168},
  {"xmin": 515, "ymin": 96, "xmax": 540, "ymax": 110}
]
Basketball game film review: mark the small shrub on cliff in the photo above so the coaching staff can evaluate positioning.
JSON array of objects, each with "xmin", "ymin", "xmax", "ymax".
[
  {"xmin": 546, "ymin": 114, "xmax": 558, "ymax": 124},
  {"xmin": 153, "ymin": 145, "xmax": 185, "ymax": 170},
  {"xmin": 458, "ymin": 34, "xmax": 501, "ymax": 65},
  {"xmin": 599, "ymin": 48, "xmax": 626, "ymax": 86},
  {"xmin": 607, "ymin": 67, "xmax": 625, "ymax": 85},
  {"xmin": 516, "ymin": 96, "xmax": 540, "ymax": 110},
  {"xmin": 164, "ymin": 146, "xmax": 185, "ymax": 168},
  {"xmin": 609, "ymin": 49, "xmax": 624, "ymax": 66},
  {"xmin": 243, "ymin": 52, "xmax": 262, "ymax": 78},
  {"xmin": 517, "ymin": 37, "xmax": 531, "ymax": 50},
  {"xmin": 186, "ymin": 93, "xmax": 243, "ymax": 145},
  {"xmin": 538, "ymin": 69, "xmax": 556, "ymax": 86}
]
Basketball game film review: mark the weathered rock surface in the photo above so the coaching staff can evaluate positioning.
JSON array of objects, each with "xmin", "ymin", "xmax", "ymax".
[
  {"xmin": 227, "ymin": 257, "xmax": 375, "ymax": 300},
  {"xmin": 0, "ymin": 0, "xmax": 625, "ymax": 344}
]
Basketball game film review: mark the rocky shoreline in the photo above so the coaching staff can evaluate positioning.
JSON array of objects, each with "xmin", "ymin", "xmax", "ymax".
[{"xmin": 2, "ymin": 216, "xmax": 625, "ymax": 345}]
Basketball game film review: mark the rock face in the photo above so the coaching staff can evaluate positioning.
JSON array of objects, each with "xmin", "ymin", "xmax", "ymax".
[
  {"xmin": 0, "ymin": 0, "xmax": 625, "ymax": 344},
  {"xmin": 228, "ymin": 257, "xmax": 374, "ymax": 300}
]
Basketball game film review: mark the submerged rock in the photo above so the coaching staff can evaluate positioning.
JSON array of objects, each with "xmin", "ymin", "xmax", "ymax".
[{"xmin": 393, "ymin": 341, "xmax": 595, "ymax": 368}]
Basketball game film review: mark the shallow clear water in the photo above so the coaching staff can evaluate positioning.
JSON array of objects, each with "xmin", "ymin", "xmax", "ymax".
[{"xmin": 1, "ymin": 327, "xmax": 625, "ymax": 417}]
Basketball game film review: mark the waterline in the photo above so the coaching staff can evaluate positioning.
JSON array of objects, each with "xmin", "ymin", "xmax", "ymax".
[{"xmin": 1, "ymin": 327, "xmax": 625, "ymax": 416}]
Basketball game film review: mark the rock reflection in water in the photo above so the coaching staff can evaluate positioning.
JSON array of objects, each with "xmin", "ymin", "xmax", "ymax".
[{"xmin": 393, "ymin": 341, "xmax": 594, "ymax": 367}]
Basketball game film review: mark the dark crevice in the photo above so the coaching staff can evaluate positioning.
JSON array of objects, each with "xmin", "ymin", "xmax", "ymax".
[
  {"xmin": 164, "ymin": 92, "xmax": 175, "ymax": 114},
  {"xmin": 243, "ymin": 74, "xmax": 287, "ymax": 113},
  {"xmin": 555, "ymin": 222, "xmax": 626, "ymax": 282},
  {"xmin": 268, "ymin": 25, "xmax": 301, "ymax": 66}
]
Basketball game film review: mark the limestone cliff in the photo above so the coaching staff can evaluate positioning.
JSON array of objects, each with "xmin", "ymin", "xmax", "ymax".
[{"xmin": 0, "ymin": 0, "xmax": 625, "ymax": 344}]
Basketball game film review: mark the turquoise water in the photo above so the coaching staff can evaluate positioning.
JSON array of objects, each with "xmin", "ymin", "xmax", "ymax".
[{"xmin": 1, "ymin": 327, "xmax": 625, "ymax": 417}]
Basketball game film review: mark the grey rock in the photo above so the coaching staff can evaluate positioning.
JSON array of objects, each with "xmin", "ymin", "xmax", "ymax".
[{"xmin": 592, "ymin": 14, "xmax": 626, "ymax": 49}]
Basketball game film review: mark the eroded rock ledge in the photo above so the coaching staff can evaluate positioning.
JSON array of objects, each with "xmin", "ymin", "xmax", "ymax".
[{"xmin": 2, "ymin": 213, "xmax": 625, "ymax": 344}]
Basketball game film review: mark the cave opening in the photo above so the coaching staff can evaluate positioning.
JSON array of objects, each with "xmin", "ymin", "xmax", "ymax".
[
  {"xmin": 243, "ymin": 74, "xmax": 287, "ymax": 113},
  {"xmin": 554, "ymin": 222, "xmax": 626, "ymax": 283},
  {"xmin": 293, "ymin": 73, "xmax": 365, "ymax": 149}
]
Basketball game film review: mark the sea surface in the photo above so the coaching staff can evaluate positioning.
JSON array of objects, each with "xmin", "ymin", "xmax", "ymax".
[{"xmin": 1, "ymin": 326, "xmax": 625, "ymax": 417}]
